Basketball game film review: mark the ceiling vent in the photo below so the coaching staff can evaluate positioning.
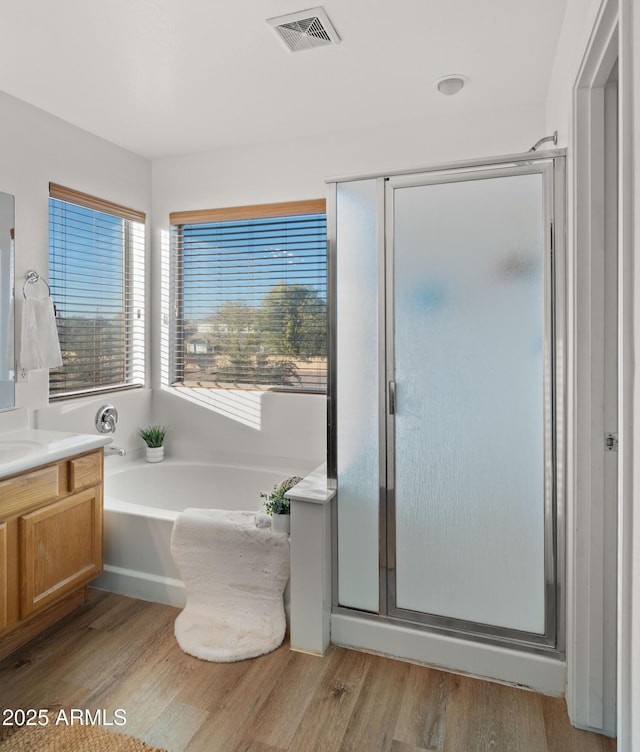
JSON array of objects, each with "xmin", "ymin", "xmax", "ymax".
[{"xmin": 267, "ymin": 7, "xmax": 341, "ymax": 53}]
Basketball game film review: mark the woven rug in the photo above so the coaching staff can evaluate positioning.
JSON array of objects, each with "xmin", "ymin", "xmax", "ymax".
[{"xmin": 0, "ymin": 719, "xmax": 167, "ymax": 752}]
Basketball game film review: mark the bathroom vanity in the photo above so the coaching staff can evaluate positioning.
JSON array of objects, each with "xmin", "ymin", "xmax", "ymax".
[{"xmin": 0, "ymin": 430, "xmax": 109, "ymax": 660}]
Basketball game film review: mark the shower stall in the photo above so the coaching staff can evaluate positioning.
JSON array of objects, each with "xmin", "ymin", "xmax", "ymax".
[{"xmin": 328, "ymin": 151, "xmax": 566, "ymax": 655}]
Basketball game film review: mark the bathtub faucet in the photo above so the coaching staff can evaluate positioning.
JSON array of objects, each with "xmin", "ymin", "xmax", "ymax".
[{"xmin": 105, "ymin": 445, "xmax": 126, "ymax": 457}]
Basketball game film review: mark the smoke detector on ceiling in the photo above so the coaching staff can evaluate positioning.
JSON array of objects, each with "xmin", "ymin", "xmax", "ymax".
[
  {"xmin": 267, "ymin": 7, "xmax": 341, "ymax": 53},
  {"xmin": 434, "ymin": 75, "xmax": 468, "ymax": 96}
]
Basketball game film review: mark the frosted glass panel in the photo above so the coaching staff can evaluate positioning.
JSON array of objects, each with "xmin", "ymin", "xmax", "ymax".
[
  {"xmin": 393, "ymin": 174, "xmax": 546, "ymax": 633},
  {"xmin": 336, "ymin": 179, "xmax": 379, "ymax": 612}
]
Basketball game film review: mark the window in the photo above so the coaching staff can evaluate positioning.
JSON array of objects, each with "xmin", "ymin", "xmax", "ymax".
[
  {"xmin": 170, "ymin": 200, "xmax": 327, "ymax": 392},
  {"xmin": 48, "ymin": 183, "xmax": 145, "ymax": 398}
]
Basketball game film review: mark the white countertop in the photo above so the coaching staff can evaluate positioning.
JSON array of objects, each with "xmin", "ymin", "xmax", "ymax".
[
  {"xmin": 0, "ymin": 428, "xmax": 111, "ymax": 479},
  {"xmin": 285, "ymin": 463, "xmax": 336, "ymax": 505}
]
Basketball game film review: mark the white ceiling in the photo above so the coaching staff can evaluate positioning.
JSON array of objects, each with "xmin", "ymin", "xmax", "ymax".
[{"xmin": 0, "ymin": 1, "xmax": 568, "ymax": 160}]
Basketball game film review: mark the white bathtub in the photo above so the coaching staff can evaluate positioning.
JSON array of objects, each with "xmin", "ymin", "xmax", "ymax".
[{"xmin": 93, "ymin": 453, "xmax": 311, "ymax": 607}]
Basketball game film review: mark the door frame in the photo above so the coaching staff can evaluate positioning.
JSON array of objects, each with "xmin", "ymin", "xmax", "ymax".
[{"xmin": 570, "ymin": 0, "xmax": 619, "ymax": 735}]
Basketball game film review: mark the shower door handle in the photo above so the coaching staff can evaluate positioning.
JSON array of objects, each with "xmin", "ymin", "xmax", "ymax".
[{"xmin": 388, "ymin": 381, "xmax": 396, "ymax": 415}]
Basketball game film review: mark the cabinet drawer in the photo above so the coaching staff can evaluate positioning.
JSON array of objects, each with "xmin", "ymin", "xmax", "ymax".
[
  {"xmin": 0, "ymin": 465, "xmax": 62, "ymax": 518},
  {"xmin": 69, "ymin": 451, "xmax": 102, "ymax": 492}
]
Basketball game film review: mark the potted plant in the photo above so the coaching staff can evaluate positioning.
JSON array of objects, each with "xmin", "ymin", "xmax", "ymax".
[
  {"xmin": 260, "ymin": 476, "xmax": 303, "ymax": 534},
  {"xmin": 138, "ymin": 425, "xmax": 168, "ymax": 463}
]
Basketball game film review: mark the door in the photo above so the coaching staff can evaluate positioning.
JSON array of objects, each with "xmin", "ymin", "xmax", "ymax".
[
  {"xmin": 19, "ymin": 487, "xmax": 103, "ymax": 618},
  {"xmin": 386, "ymin": 162, "xmax": 559, "ymax": 646}
]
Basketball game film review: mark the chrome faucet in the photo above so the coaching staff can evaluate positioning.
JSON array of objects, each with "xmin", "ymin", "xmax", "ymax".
[{"xmin": 105, "ymin": 445, "xmax": 126, "ymax": 457}]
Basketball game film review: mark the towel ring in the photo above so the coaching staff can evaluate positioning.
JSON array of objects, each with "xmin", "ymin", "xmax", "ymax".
[{"xmin": 22, "ymin": 269, "xmax": 52, "ymax": 299}]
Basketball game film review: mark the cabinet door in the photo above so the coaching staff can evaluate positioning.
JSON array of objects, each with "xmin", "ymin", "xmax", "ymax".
[
  {"xmin": 19, "ymin": 487, "xmax": 103, "ymax": 618},
  {"xmin": 0, "ymin": 522, "xmax": 6, "ymax": 630}
]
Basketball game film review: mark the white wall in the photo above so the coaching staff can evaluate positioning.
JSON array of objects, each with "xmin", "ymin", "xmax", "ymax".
[
  {"xmin": 152, "ymin": 102, "xmax": 546, "ymax": 215},
  {"xmin": 0, "ymin": 90, "xmax": 152, "ymax": 437},
  {"xmin": 33, "ymin": 389, "xmax": 152, "ymax": 458},
  {"xmin": 151, "ymin": 102, "xmax": 546, "ymax": 464}
]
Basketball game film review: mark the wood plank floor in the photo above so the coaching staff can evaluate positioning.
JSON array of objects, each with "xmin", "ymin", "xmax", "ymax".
[{"xmin": 0, "ymin": 591, "xmax": 617, "ymax": 752}]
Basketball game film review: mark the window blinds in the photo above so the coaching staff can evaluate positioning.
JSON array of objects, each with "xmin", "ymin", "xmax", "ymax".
[
  {"xmin": 170, "ymin": 200, "xmax": 327, "ymax": 392},
  {"xmin": 48, "ymin": 184, "xmax": 145, "ymax": 398}
]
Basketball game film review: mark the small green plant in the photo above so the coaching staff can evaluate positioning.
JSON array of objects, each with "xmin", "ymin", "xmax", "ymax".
[
  {"xmin": 261, "ymin": 476, "xmax": 303, "ymax": 516},
  {"xmin": 138, "ymin": 425, "xmax": 168, "ymax": 448}
]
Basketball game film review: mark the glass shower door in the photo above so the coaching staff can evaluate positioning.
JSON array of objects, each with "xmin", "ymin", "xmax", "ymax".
[{"xmin": 388, "ymin": 165, "xmax": 554, "ymax": 639}]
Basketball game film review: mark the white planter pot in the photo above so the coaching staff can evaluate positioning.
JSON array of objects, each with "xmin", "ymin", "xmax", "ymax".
[
  {"xmin": 271, "ymin": 513, "xmax": 290, "ymax": 535},
  {"xmin": 146, "ymin": 446, "xmax": 164, "ymax": 463}
]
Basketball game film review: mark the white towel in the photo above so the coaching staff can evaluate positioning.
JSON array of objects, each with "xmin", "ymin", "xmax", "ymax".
[{"xmin": 19, "ymin": 297, "xmax": 63, "ymax": 371}]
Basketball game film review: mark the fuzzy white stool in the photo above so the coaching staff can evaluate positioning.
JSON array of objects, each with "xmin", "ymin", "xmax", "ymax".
[{"xmin": 170, "ymin": 508, "xmax": 290, "ymax": 662}]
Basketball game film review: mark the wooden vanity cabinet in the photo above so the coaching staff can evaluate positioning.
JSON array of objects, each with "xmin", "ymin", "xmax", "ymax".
[
  {"xmin": 0, "ymin": 522, "xmax": 7, "ymax": 632},
  {"xmin": 0, "ymin": 448, "xmax": 103, "ymax": 660}
]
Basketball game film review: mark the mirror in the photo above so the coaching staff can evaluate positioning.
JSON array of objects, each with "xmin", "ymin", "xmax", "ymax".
[{"xmin": 0, "ymin": 192, "xmax": 14, "ymax": 410}]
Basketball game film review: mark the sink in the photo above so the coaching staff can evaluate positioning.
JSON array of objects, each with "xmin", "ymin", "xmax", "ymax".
[{"xmin": 0, "ymin": 440, "xmax": 43, "ymax": 463}]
